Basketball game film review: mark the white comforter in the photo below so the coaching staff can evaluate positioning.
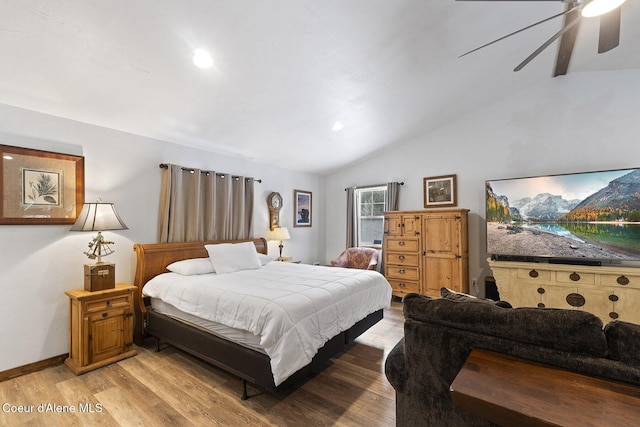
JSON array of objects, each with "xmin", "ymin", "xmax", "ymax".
[{"xmin": 142, "ymin": 261, "xmax": 392, "ymax": 385}]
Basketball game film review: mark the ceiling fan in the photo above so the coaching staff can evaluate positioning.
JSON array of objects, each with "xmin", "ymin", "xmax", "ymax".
[{"xmin": 459, "ymin": 0, "xmax": 626, "ymax": 76}]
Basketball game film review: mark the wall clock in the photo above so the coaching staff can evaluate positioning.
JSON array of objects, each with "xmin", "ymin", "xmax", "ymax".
[{"xmin": 267, "ymin": 192, "xmax": 283, "ymax": 230}]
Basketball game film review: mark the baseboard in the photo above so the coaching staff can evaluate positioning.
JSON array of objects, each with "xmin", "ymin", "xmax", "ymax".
[{"xmin": 0, "ymin": 354, "xmax": 67, "ymax": 382}]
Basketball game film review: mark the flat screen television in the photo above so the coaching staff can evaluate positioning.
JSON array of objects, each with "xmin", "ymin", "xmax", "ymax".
[{"xmin": 485, "ymin": 167, "xmax": 640, "ymax": 265}]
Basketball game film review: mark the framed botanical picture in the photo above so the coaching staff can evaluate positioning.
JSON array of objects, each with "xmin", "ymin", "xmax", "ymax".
[
  {"xmin": 0, "ymin": 144, "xmax": 84, "ymax": 224},
  {"xmin": 294, "ymin": 189, "xmax": 312, "ymax": 227},
  {"xmin": 424, "ymin": 174, "xmax": 457, "ymax": 208}
]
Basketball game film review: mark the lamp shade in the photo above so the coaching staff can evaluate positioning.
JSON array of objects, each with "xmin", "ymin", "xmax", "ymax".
[
  {"xmin": 70, "ymin": 202, "xmax": 128, "ymax": 232},
  {"xmin": 268, "ymin": 226, "xmax": 290, "ymax": 241}
]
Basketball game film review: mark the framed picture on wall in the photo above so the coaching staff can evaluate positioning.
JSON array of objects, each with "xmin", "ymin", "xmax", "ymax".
[
  {"xmin": 294, "ymin": 189, "xmax": 312, "ymax": 227},
  {"xmin": 423, "ymin": 174, "xmax": 457, "ymax": 208},
  {"xmin": 0, "ymin": 144, "xmax": 84, "ymax": 224}
]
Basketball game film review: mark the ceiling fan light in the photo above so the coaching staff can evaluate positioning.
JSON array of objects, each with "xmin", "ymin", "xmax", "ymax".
[{"xmin": 581, "ymin": 0, "xmax": 626, "ymax": 18}]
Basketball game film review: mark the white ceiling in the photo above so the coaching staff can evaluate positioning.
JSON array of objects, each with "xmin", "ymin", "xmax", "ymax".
[{"xmin": 1, "ymin": 1, "xmax": 639, "ymax": 174}]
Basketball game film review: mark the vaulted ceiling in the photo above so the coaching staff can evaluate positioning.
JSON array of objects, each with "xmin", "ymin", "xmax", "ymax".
[{"xmin": 1, "ymin": 1, "xmax": 638, "ymax": 174}]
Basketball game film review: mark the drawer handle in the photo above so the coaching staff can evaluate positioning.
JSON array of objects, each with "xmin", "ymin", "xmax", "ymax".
[
  {"xmin": 617, "ymin": 275, "xmax": 630, "ymax": 286},
  {"xmin": 537, "ymin": 287, "xmax": 545, "ymax": 295},
  {"xmin": 529, "ymin": 269, "xmax": 538, "ymax": 278},
  {"xmin": 399, "ymin": 241, "xmax": 406, "ymax": 246},
  {"xmin": 566, "ymin": 292, "xmax": 585, "ymax": 307},
  {"xmin": 102, "ymin": 313, "xmax": 108, "ymax": 318},
  {"xmin": 570, "ymin": 272, "xmax": 581, "ymax": 282},
  {"xmin": 399, "ymin": 269, "xmax": 405, "ymax": 274},
  {"xmin": 399, "ymin": 283, "xmax": 406, "ymax": 288},
  {"xmin": 106, "ymin": 300, "xmax": 112, "ymax": 307},
  {"xmin": 398, "ymin": 255, "xmax": 406, "ymax": 260},
  {"xmin": 609, "ymin": 294, "xmax": 619, "ymax": 302}
]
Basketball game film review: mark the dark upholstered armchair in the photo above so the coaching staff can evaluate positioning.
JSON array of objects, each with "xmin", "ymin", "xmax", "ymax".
[{"xmin": 330, "ymin": 247, "xmax": 379, "ymax": 270}]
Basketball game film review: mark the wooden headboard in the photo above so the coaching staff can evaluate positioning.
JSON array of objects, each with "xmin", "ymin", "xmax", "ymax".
[{"xmin": 132, "ymin": 237, "xmax": 267, "ymax": 342}]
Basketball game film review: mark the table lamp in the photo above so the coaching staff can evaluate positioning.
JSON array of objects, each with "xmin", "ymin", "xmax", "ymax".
[
  {"xmin": 267, "ymin": 226, "xmax": 290, "ymax": 261},
  {"xmin": 70, "ymin": 200, "xmax": 128, "ymax": 291}
]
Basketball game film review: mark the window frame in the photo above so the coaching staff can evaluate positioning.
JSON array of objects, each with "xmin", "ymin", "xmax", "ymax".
[{"xmin": 355, "ymin": 185, "xmax": 387, "ymax": 248}]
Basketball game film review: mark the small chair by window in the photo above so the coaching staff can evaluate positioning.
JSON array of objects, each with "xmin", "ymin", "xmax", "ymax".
[{"xmin": 331, "ymin": 247, "xmax": 379, "ymax": 270}]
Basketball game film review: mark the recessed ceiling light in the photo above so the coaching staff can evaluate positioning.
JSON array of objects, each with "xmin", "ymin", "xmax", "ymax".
[
  {"xmin": 193, "ymin": 49, "xmax": 213, "ymax": 69},
  {"xmin": 332, "ymin": 121, "xmax": 344, "ymax": 132}
]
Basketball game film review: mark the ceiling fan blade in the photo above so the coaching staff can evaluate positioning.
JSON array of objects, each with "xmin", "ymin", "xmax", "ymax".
[
  {"xmin": 553, "ymin": 6, "xmax": 581, "ymax": 76},
  {"xmin": 459, "ymin": 5, "xmax": 580, "ymax": 58},
  {"xmin": 598, "ymin": 6, "xmax": 621, "ymax": 53},
  {"xmin": 455, "ymin": 0, "xmax": 563, "ymax": 2},
  {"xmin": 514, "ymin": 15, "xmax": 581, "ymax": 72}
]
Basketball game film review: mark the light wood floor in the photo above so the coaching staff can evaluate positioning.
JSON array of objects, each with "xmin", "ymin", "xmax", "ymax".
[{"xmin": 0, "ymin": 300, "xmax": 403, "ymax": 427}]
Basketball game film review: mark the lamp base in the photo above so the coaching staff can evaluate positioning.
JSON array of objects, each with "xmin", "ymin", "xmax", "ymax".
[{"xmin": 84, "ymin": 263, "xmax": 115, "ymax": 292}]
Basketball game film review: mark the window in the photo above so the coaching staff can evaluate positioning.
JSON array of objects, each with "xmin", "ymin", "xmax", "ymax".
[{"xmin": 355, "ymin": 186, "xmax": 386, "ymax": 247}]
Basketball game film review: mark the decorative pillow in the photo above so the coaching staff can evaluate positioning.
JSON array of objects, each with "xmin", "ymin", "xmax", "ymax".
[
  {"xmin": 205, "ymin": 242, "xmax": 262, "ymax": 275},
  {"xmin": 604, "ymin": 320, "xmax": 640, "ymax": 366},
  {"xmin": 166, "ymin": 258, "xmax": 215, "ymax": 275},
  {"xmin": 440, "ymin": 287, "xmax": 512, "ymax": 308},
  {"xmin": 257, "ymin": 253, "xmax": 273, "ymax": 266},
  {"xmin": 404, "ymin": 293, "xmax": 607, "ymax": 357}
]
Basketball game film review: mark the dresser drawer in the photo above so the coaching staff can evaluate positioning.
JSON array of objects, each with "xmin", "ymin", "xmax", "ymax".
[
  {"xmin": 516, "ymin": 268, "xmax": 551, "ymax": 282},
  {"xmin": 387, "ymin": 279, "xmax": 420, "ymax": 296},
  {"xmin": 556, "ymin": 271, "xmax": 595, "ymax": 285},
  {"xmin": 386, "ymin": 266, "xmax": 419, "ymax": 281},
  {"xmin": 601, "ymin": 274, "xmax": 640, "ymax": 288},
  {"xmin": 84, "ymin": 294, "xmax": 132, "ymax": 313},
  {"xmin": 385, "ymin": 238, "xmax": 420, "ymax": 252},
  {"xmin": 385, "ymin": 252, "xmax": 419, "ymax": 267}
]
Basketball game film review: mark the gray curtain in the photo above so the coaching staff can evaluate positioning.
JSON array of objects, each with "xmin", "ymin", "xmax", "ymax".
[
  {"xmin": 158, "ymin": 164, "xmax": 254, "ymax": 243},
  {"xmin": 345, "ymin": 186, "xmax": 356, "ymax": 248},
  {"xmin": 386, "ymin": 181, "xmax": 401, "ymax": 211}
]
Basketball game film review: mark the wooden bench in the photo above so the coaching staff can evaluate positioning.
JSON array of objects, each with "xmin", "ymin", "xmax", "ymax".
[{"xmin": 450, "ymin": 348, "xmax": 640, "ymax": 427}]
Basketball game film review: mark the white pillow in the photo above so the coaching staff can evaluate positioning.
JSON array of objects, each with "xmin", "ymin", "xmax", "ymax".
[
  {"xmin": 205, "ymin": 242, "xmax": 262, "ymax": 275},
  {"xmin": 257, "ymin": 253, "xmax": 273, "ymax": 266},
  {"xmin": 166, "ymin": 258, "xmax": 215, "ymax": 275}
]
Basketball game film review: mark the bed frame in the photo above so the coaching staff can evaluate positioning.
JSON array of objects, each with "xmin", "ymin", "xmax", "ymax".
[{"xmin": 132, "ymin": 238, "xmax": 383, "ymax": 399}]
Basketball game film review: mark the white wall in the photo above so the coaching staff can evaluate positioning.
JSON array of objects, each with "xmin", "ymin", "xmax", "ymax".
[
  {"xmin": 0, "ymin": 104, "xmax": 325, "ymax": 372},
  {"xmin": 325, "ymin": 69, "xmax": 640, "ymax": 296}
]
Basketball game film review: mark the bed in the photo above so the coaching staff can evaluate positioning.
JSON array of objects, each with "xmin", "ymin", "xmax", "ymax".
[{"xmin": 132, "ymin": 238, "xmax": 391, "ymax": 399}]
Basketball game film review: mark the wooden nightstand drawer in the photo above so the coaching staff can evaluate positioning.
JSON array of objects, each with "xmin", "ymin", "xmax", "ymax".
[{"xmin": 84, "ymin": 294, "xmax": 131, "ymax": 313}]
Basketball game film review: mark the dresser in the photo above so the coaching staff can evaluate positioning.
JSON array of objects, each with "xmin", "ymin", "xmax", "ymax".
[
  {"xmin": 489, "ymin": 260, "xmax": 640, "ymax": 325},
  {"xmin": 64, "ymin": 283, "xmax": 137, "ymax": 374},
  {"xmin": 383, "ymin": 209, "xmax": 469, "ymax": 298}
]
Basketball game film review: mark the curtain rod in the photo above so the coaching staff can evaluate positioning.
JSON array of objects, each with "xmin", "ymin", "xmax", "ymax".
[
  {"xmin": 159, "ymin": 163, "xmax": 262, "ymax": 183},
  {"xmin": 344, "ymin": 181, "xmax": 404, "ymax": 191}
]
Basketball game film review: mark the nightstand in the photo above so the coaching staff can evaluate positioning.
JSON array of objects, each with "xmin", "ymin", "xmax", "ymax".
[
  {"xmin": 278, "ymin": 258, "xmax": 301, "ymax": 264},
  {"xmin": 64, "ymin": 283, "xmax": 137, "ymax": 375}
]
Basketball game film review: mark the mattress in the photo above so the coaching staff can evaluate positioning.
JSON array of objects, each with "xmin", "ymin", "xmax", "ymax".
[
  {"xmin": 142, "ymin": 261, "xmax": 392, "ymax": 385},
  {"xmin": 149, "ymin": 297, "xmax": 265, "ymax": 353}
]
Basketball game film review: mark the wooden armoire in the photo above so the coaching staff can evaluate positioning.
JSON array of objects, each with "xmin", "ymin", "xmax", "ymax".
[{"xmin": 383, "ymin": 208, "xmax": 469, "ymax": 298}]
